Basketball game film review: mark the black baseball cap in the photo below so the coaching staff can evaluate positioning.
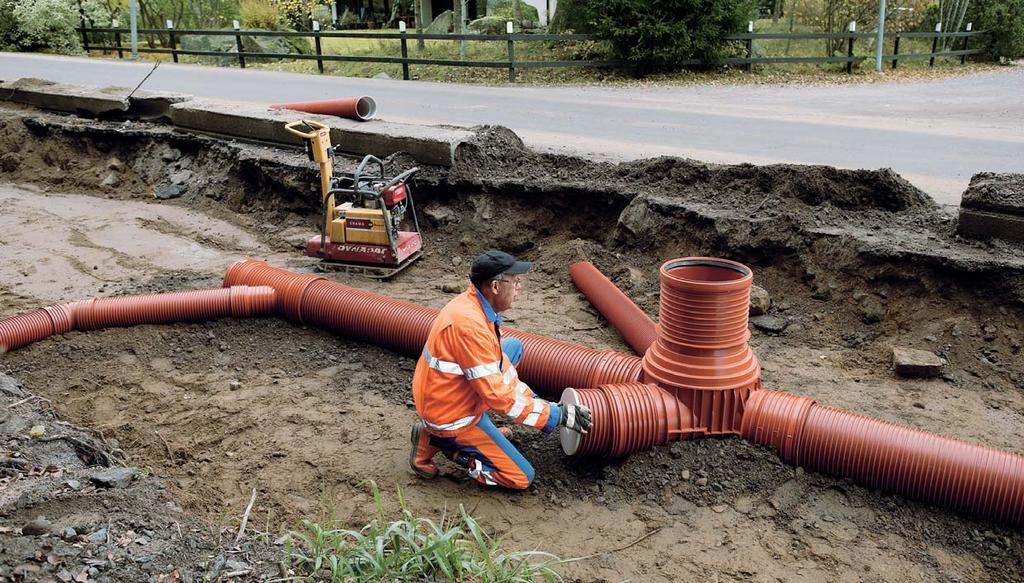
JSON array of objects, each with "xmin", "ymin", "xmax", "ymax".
[{"xmin": 470, "ymin": 250, "xmax": 531, "ymax": 287}]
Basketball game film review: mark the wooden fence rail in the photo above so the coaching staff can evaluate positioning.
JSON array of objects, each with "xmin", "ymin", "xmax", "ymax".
[{"xmin": 78, "ymin": 24, "xmax": 985, "ymax": 81}]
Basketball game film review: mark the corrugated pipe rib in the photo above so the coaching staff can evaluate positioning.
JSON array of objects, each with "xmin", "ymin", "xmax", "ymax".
[
  {"xmin": 222, "ymin": 259, "xmax": 642, "ymax": 395},
  {"xmin": 569, "ymin": 262, "xmax": 657, "ymax": 354},
  {"xmin": 742, "ymin": 390, "xmax": 1024, "ymax": 526},
  {"xmin": 560, "ymin": 383, "xmax": 696, "ymax": 457},
  {"xmin": 641, "ymin": 257, "xmax": 762, "ymax": 437},
  {"xmin": 0, "ymin": 286, "xmax": 277, "ymax": 354}
]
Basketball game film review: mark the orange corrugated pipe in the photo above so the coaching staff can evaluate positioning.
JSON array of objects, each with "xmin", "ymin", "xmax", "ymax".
[
  {"xmin": 742, "ymin": 390, "xmax": 1024, "ymax": 526},
  {"xmin": 222, "ymin": 259, "xmax": 642, "ymax": 396},
  {"xmin": 569, "ymin": 261, "xmax": 657, "ymax": 355},
  {"xmin": 560, "ymin": 383, "xmax": 696, "ymax": 457},
  {"xmin": 0, "ymin": 286, "xmax": 277, "ymax": 353}
]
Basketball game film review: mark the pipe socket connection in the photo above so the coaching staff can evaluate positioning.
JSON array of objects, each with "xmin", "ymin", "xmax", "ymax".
[
  {"xmin": 223, "ymin": 259, "xmax": 642, "ymax": 396},
  {"xmin": 0, "ymin": 286, "xmax": 277, "ymax": 354}
]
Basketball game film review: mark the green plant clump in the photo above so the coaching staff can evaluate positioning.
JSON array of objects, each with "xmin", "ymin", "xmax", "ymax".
[
  {"xmin": 241, "ymin": 0, "xmax": 282, "ymax": 30},
  {"xmin": 971, "ymin": 0, "xmax": 1024, "ymax": 60},
  {"xmin": 283, "ymin": 482, "xmax": 563, "ymax": 582},
  {"xmin": 556, "ymin": 0, "xmax": 758, "ymax": 68}
]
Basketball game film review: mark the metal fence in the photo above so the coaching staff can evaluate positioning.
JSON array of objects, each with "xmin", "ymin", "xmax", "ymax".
[{"xmin": 78, "ymin": 23, "xmax": 985, "ymax": 82}]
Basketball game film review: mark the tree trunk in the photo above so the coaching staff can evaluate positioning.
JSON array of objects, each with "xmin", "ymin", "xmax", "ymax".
[
  {"xmin": 386, "ymin": 0, "xmax": 400, "ymax": 27},
  {"xmin": 454, "ymin": 0, "xmax": 464, "ymax": 58},
  {"xmin": 785, "ymin": 0, "xmax": 799, "ymax": 54},
  {"xmin": 512, "ymin": 0, "xmax": 522, "ymax": 25},
  {"xmin": 414, "ymin": 0, "xmax": 425, "ymax": 49}
]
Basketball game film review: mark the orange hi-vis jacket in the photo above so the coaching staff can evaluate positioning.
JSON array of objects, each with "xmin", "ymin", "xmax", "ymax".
[{"xmin": 412, "ymin": 285, "xmax": 560, "ymax": 436}]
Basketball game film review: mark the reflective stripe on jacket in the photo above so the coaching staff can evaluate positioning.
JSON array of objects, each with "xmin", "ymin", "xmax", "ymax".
[{"xmin": 412, "ymin": 285, "xmax": 559, "ymax": 436}]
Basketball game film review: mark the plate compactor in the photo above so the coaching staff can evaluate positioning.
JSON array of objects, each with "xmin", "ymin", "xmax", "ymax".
[{"xmin": 285, "ymin": 119, "xmax": 423, "ymax": 278}]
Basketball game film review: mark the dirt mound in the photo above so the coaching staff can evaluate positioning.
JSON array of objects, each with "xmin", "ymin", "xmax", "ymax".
[
  {"xmin": 451, "ymin": 123, "xmax": 935, "ymax": 215},
  {"xmin": 0, "ymin": 373, "xmax": 280, "ymax": 581}
]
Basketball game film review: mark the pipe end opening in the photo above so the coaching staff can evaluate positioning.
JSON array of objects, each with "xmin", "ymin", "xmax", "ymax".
[
  {"xmin": 663, "ymin": 258, "xmax": 751, "ymax": 283},
  {"xmin": 559, "ymin": 387, "xmax": 583, "ymax": 456},
  {"xmin": 356, "ymin": 96, "xmax": 377, "ymax": 121}
]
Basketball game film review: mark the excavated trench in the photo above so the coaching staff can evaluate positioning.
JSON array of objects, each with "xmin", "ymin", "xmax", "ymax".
[{"xmin": 2, "ymin": 105, "xmax": 1024, "ymax": 581}]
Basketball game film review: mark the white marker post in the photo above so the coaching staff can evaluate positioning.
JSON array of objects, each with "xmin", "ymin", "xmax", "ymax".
[
  {"xmin": 129, "ymin": 0, "xmax": 139, "ymax": 60},
  {"xmin": 875, "ymin": 0, "xmax": 886, "ymax": 73}
]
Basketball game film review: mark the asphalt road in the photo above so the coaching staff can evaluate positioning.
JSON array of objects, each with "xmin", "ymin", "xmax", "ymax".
[{"xmin": 2, "ymin": 52, "xmax": 1021, "ymax": 205}]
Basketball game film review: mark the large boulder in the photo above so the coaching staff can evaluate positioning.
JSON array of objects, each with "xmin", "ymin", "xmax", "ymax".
[
  {"xmin": 427, "ymin": 10, "xmax": 455, "ymax": 33},
  {"xmin": 180, "ymin": 29, "xmax": 311, "ymax": 65},
  {"xmin": 469, "ymin": 15, "xmax": 507, "ymax": 34},
  {"xmin": 487, "ymin": 0, "xmax": 540, "ymax": 22}
]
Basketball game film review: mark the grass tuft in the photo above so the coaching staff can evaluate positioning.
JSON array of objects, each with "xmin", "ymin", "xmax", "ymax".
[{"xmin": 279, "ymin": 481, "xmax": 564, "ymax": 582}]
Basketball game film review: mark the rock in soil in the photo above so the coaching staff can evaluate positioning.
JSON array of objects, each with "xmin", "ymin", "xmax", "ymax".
[
  {"xmin": 155, "ymin": 184, "xmax": 184, "ymax": 200},
  {"xmin": 893, "ymin": 347, "xmax": 945, "ymax": 378},
  {"xmin": 100, "ymin": 172, "xmax": 120, "ymax": 187},
  {"xmin": 749, "ymin": 285, "xmax": 771, "ymax": 316},
  {"xmin": 751, "ymin": 315, "xmax": 788, "ymax": 334},
  {"xmin": 859, "ymin": 295, "xmax": 887, "ymax": 324},
  {"xmin": 21, "ymin": 516, "xmax": 52, "ymax": 536},
  {"xmin": 89, "ymin": 467, "xmax": 138, "ymax": 488}
]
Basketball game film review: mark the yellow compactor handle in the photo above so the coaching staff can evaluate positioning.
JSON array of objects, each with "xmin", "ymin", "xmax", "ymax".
[{"xmin": 285, "ymin": 119, "xmax": 328, "ymax": 139}]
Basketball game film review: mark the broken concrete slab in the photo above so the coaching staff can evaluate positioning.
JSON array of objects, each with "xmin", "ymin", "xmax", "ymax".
[
  {"xmin": 892, "ymin": 346, "xmax": 945, "ymax": 378},
  {"xmin": 958, "ymin": 209, "xmax": 1024, "ymax": 244},
  {"xmin": 127, "ymin": 88, "xmax": 192, "ymax": 120},
  {"xmin": 0, "ymin": 78, "xmax": 129, "ymax": 117},
  {"xmin": 960, "ymin": 172, "xmax": 1024, "ymax": 215},
  {"xmin": 169, "ymin": 97, "xmax": 472, "ymax": 167},
  {"xmin": 957, "ymin": 173, "xmax": 1024, "ymax": 243}
]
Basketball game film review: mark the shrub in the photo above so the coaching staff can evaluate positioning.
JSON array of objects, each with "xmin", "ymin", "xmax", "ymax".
[
  {"xmin": 568, "ymin": 0, "xmax": 758, "ymax": 68},
  {"xmin": 240, "ymin": 0, "xmax": 281, "ymax": 30},
  {"xmin": 970, "ymin": 0, "xmax": 1024, "ymax": 60},
  {"xmin": 0, "ymin": 0, "xmax": 106, "ymax": 53},
  {"xmin": 549, "ymin": 0, "xmax": 592, "ymax": 33},
  {"xmin": 277, "ymin": 0, "xmax": 324, "ymax": 30}
]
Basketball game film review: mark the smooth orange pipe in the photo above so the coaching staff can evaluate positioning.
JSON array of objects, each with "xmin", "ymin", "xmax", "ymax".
[
  {"xmin": 569, "ymin": 261, "xmax": 657, "ymax": 355},
  {"xmin": 222, "ymin": 259, "xmax": 642, "ymax": 396},
  {"xmin": 742, "ymin": 390, "xmax": 1024, "ymax": 526},
  {"xmin": 0, "ymin": 286, "xmax": 277, "ymax": 354},
  {"xmin": 269, "ymin": 96, "xmax": 377, "ymax": 121}
]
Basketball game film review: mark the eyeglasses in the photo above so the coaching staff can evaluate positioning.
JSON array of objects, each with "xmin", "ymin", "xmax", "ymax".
[{"xmin": 495, "ymin": 277, "xmax": 522, "ymax": 288}]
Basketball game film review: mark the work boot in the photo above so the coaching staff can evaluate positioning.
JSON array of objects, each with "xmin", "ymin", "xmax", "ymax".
[{"xmin": 409, "ymin": 421, "xmax": 440, "ymax": 479}]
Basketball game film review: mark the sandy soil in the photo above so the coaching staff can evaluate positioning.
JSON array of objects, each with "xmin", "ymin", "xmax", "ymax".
[{"xmin": 1, "ymin": 106, "xmax": 1023, "ymax": 582}]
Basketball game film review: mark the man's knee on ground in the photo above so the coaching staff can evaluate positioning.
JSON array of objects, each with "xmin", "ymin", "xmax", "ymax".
[{"xmin": 505, "ymin": 460, "xmax": 535, "ymax": 490}]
